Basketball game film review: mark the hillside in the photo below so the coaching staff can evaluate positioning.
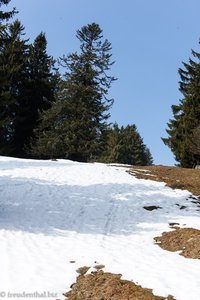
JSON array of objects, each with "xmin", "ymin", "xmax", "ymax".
[
  {"xmin": 0, "ymin": 157, "xmax": 199, "ymax": 300},
  {"xmin": 129, "ymin": 165, "xmax": 200, "ymax": 196}
]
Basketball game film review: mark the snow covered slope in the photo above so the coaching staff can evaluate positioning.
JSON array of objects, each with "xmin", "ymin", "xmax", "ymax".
[{"xmin": 0, "ymin": 156, "xmax": 199, "ymax": 300}]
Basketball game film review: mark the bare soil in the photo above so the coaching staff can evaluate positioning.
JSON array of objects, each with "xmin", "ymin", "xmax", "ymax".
[
  {"xmin": 128, "ymin": 165, "xmax": 200, "ymax": 196},
  {"xmin": 154, "ymin": 227, "xmax": 200, "ymax": 259},
  {"xmin": 64, "ymin": 267, "xmax": 174, "ymax": 300}
]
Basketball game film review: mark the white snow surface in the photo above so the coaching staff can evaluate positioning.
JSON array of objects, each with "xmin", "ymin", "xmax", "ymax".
[{"xmin": 0, "ymin": 156, "xmax": 200, "ymax": 300}]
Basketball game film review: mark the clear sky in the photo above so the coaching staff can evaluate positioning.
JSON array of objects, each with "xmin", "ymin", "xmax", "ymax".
[{"xmin": 8, "ymin": 0, "xmax": 200, "ymax": 165}]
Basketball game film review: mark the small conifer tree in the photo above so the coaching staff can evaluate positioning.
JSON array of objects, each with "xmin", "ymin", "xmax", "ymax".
[{"xmin": 101, "ymin": 123, "xmax": 153, "ymax": 166}]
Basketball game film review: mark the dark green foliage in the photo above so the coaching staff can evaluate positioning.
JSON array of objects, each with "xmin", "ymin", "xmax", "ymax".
[
  {"xmin": 0, "ymin": 20, "xmax": 29, "ymax": 156},
  {"xmin": 19, "ymin": 32, "xmax": 57, "ymax": 157},
  {"xmin": 101, "ymin": 123, "xmax": 153, "ymax": 166},
  {"xmin": 0, "ymin": 0, "xmax": 16, "ymax": 22},
  {"xmin": 30, "ymin": 99, "xmax": 67, "ymax": 159},
  {"xmin": 0, "ymin": 20, "xmax": 57, "ymax": 157},
  {"xmin": 188, "ymin": 124, "xmax": 200, "ymax": 164},
  {"xmin": 31, "ymin": 23, "xmax": 116, "ymax": 161},
  {"xmin": 0, "ymin": 1, "xmax": 17, "ymax": 154},
  {"xmin": 162, "ymin": 44, "xmax": 200, "ymax": 167}
]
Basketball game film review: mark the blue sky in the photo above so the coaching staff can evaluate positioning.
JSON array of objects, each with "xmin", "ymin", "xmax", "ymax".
[{"xmin": 9, "ymin": 0, "xmax": 200, "ymax": 165}]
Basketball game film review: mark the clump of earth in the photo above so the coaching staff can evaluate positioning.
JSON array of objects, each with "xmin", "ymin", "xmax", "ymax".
[
  {"xmin": 154, "ymin": 227, "xmax": 200, "ymax": 259},
  {"xmin": 64, "ymin": 265, "xmax": 174, "ymax": 300}
]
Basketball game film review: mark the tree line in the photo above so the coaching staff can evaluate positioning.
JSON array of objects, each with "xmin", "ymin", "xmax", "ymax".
[
  {"xmin": 2, "ymin": 0, "xmax": 200, "ymax": 168},
  {"xmin": 0, "ymin": 0, "xmax": 153, "ymax": 166}
]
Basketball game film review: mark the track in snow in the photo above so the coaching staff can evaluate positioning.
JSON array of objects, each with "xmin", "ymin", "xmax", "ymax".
[{"xmin": 0, "ymin": 157, "xmax": 200, "ymax": 300}]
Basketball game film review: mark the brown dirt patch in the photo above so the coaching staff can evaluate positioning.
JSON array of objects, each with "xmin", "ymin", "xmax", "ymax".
[
  {"xmin": 64, "ymin": 268, "xmax": 174, "ymax": 300},
  {"xmin": 127, "ymin": 165, "xmax": 200, "ymax": 197},
  {"xmin": 154, "ymin": 227, "xmax": 200, "ymax": 259}
]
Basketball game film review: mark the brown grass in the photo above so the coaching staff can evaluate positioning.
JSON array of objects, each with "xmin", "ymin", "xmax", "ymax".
[
  {"xmin": 64, "ymin": 268, "xmax": 174, "ymax": 300},
  {"xmin": 154, "ymin": 227, "xmax": 200, "ymax": 259},
  {"xmin": 128, "ymin": 165, "xmax": 200, "ymax": 196}
]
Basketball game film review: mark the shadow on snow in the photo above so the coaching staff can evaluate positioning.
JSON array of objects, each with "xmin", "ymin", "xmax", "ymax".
[{"xmin": 0, "ymin": 175, "xmax": 196, "ymax": 236}]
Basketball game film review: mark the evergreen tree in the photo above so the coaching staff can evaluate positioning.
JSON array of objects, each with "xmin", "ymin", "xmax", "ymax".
[
  {"xmin": 119, "ymin": 125, "xmax": 144, "ymax": 165},
  {"xmin": 162, "ymin": 44, "xmax": 200, "ymax": 167},
  {"xmin": 0, "ymin": 22, "xmax": 57, "ymax": 157},
  {"xmin": 188, "ymin": 124, "xmax": 200, "ymax": 165},
  {"xmin": 32, "ymin": 23, "xmax": 116, "ymax": 161},
  {"xmin": 0, "ymin": 20, "xmax": 29, "ymax": 156},
  {"xmin": 100, "ymin": 123, "xmax": 122, "ymax": 163},
  {"xmin": 0, "ymin": 0, "xmax": 16, "ymax": 22},
  {"xmin": 0, "ymin": 0, "xmax": 17, "ymax": 153},
  {"xmin": 17, "ymin": 32, "xmax": 57, "ymax": 157},
  {"xmin": 101, "ymin": 123, "xmax": 153, "ymax": 165},
  {"xmin": 142, "ymin": 147, "xmax": 153, "ymax": 166}
]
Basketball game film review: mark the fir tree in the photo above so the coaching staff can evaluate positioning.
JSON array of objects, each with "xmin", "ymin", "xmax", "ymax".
[
  {"xmin": 162, "ymin": 44, "xmax": 200, "ymax": 167},
  {"xmin": 0, "ymin": 20, "xmax": 29, "ymax": 156},
  {"xmin": 0, "ymin": 0, "xmax": 17, "ymax": 153},
  {"xmin": 101, "ymin": 123, "xmax": 153, "ymax": 166},
  {"xmin": 32, "ymin": 23, "xmax": 116, "ymax": 161},
  {"xmin": 188, "ymin": 124, "xmax": 200, "ymax": 165},
  {"xmin": 100, "ymin": 123, "xmax": 122, "ymax": 163},
  {"xmin": 0, "ymin": 0, "xmax": 16, "ymax": 22},
  {"xmin": 19, "ymin": 32, "xmax": 58, "ymax": 157},
  {"xmin": 0, "ymin": 22, "xmax": 57, "ymax": 157}
]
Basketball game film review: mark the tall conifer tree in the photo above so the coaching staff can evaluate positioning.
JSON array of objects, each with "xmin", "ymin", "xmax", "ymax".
[
  {"xmin": 163, "ymin": 44, "xmax": 200, "ymax": 167},
  {"xmin": 0, "ymin": 23, "xmax": 57, "ymax": 156},
  {"xmin": 188, "ymin": 124, "xmax": 200, "ymax": 164},
  {"xmin": 0, "ymin": 0, "xmax": 17, "ymax": 153},
  {"xmin": 18, "ymin": 32, "xmax": 57, "ymax": 157},
  {"xmin": 32, "ymin": 23, "xmax": 116, "ymax": 161},
  {"xmin": 0, "ymin": 20, "xmax": 29, "ymax": 156}
]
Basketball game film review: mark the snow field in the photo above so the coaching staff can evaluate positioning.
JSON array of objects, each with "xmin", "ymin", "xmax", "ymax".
[{"xmin": 0, "ymin": 157, "xmax": 199, "ymax": 300}]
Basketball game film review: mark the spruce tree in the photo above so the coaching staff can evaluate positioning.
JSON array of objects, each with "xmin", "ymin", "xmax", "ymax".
[
  {"xmin": 0, "ymin": 20, "xmax": 29, "ymax": 156},
  {"xmin": 100, "ymin": 123, "xmax": 123, "ymax": 163},
  {"xmin": 162, "ymin": 44, "xmax": 200, "ymax": 167},
  {"xmin": 0, "ymin": 0, "xmax": 16, "ymax": 22},
  {"xmin": 119, "ymin": 124, "xmax": 153, "ymax": 166},
  {"xmin": 0, "ymin": 24, "xmax": 58, "ymax": 157},
  {"xmin": 18, "ymin": 32, "xmax": 57, "ymax": 157},
  {"xmin": 188, "ymin": 124, "xmax": 200, "ymax": 165},
  {"xmin": 32, "ymin": 23, "xmax": 116, "ymax": 161},
  {"xmin": 101, "ymin": 123, "xmax": 153, "ymax": 166},
  {"xmin": 0, "ymin": 2, "xmax": 57, "ymax": 157},
  {"xmin": 0, "ymin": 0, "xmax": 17, "ymax": 154}
]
